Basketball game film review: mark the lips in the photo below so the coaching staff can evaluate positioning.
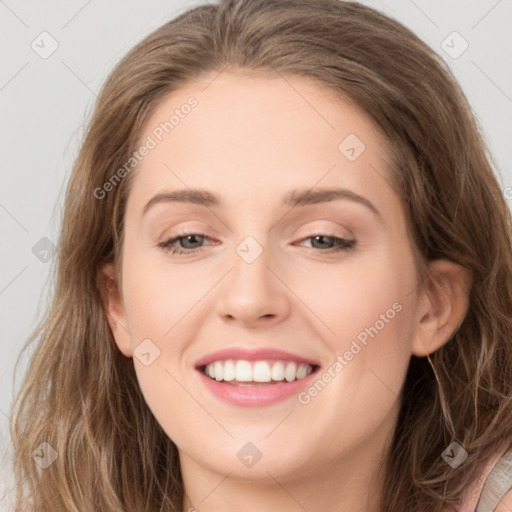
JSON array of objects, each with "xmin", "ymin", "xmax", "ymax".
[{"xmin": 195, "ymin": 347, "xmax": 321, "ymax": 407}]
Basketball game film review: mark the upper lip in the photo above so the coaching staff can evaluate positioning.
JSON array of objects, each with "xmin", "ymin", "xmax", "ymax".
[{"xmin": 194, "ymin": 347, "xmax": 321, "ymax": 369}]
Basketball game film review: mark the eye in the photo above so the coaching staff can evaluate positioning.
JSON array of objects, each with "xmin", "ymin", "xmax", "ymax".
[
  {"xmin": 158, "ymin": 232, "xmax": 213, "ymax": 256},
  {"xmin": 296, "ymin": 234, "xmax": 356, "ymax": 253},
  {"xmin": 158, "ymin": 232, "xmax": 356, "ymax": 257}
]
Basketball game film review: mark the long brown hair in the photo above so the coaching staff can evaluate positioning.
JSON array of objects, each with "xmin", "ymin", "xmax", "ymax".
[{"xmin": 10, "ymin": 1, "xmax": 512, "ymax": 510}]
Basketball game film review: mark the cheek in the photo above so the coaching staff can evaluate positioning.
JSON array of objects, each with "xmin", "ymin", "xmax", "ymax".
[
  {"xmin": 134, "ymin": 361, "xmax": 199, "ymax": 449},
  {"xmin": 292, "ymin": 252, "xmax": 416, "ymax": 354},
  {"xmin": 118, "ymin": 248, "xmax": 214, "ymax": 407},
  {"xmin": 120, "ymin": 252, "xmax": 201, "ymax": 344},
  {"xmin": 121, "ymin": 254, "xmax": 200, "ymax": 438},
  {"xmin": 291, "ymin": 279, "xmax": 416, "ymax": 458},
  {"xmin": 298, "ymin": 250, "xmax": 418, "ymax": 416}
]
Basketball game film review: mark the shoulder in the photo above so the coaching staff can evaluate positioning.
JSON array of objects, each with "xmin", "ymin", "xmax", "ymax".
[
  {"xmin": 477, "ymin": 446, "xmax": 512, "ymax": 512},
  {"xmin": 493, "ymin": 488, "xmax": 512, "ymax": 512}
]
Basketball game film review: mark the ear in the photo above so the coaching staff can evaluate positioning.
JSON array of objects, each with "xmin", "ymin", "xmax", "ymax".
[
  {"xmin": 97, "ymin": 263, "xmax": 133, "ymax": 357},
  {"xmin": 411, "ymin": 260, "xmax": 472, "ymax": 357}
]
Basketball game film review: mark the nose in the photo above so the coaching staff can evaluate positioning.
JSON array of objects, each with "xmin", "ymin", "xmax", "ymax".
[{"xmin": 217, "ymin": 239, "xmax": 291, "ymax": 328}]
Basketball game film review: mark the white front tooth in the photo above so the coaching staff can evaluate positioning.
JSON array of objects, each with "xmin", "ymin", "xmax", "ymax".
[
  {"xmin": 214, "ymin": 361, "xmax": 223, "ymax": 381},
  {"xmin": 253, "ymin": 361, "xmax": 272, "ymax": 382},
  {"xmin": 271, "ymin": 361, "xmax": 285, "ymax": 381},
  {"xmin": 206, "ymin": 364, "xmax": 215, "ymax": 378},
  {"xmin": 224, "ymin": 360, "xmax": 235, "ymax": 381},
  {"xmin": 297, "ymin": 364, "xmax": 307, "ymax": 379},
  {"xmin": 285, "ymin": 362, "xmax": 297, "ymax": 382},
  {"xmin": 235, "ymin": 360, "xmax": 253, "ymax": 381}
]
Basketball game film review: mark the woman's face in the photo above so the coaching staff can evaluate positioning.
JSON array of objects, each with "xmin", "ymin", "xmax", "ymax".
[{"xmin": 107, "ymin": 71, "xmax": 425, "ymax": 488}]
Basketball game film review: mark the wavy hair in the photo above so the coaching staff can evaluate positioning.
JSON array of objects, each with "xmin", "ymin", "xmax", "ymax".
[{"xmin": 10, "ymin": 0, "xmax": 512, "ymax": 510}]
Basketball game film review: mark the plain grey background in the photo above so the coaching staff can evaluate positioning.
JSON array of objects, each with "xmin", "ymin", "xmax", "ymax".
[{"xmin": 1, "ymin": 0, "xmax": 511, "ymax": 504}]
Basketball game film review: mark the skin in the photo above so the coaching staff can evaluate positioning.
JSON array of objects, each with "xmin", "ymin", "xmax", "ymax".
[
  {"xmin": 100, "ymin": 70, "xmax": 472, "ymax": 511},
  {"xmin": 496, "ymin": 491, "xmax": 512, "ymax": 512}
]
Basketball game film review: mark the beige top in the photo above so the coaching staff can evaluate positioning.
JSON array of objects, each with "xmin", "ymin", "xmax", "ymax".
[{"xmin": 458, "ymin": 446, "xmax": 512, "ymax": 512}]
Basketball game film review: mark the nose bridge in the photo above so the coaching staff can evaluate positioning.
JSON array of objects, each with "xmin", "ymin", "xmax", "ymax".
[
  {"xmin": 232, "ymin": 233, "xmax": 276, "ymax": 300},
  {"xmin": 218, "ymin": 233, "xmax": 290, "ymax": 325}
]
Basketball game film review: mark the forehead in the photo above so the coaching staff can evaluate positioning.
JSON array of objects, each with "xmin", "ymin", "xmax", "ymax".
[{"xmin": 127, "ymin": 71, "xmax": 397, "ymax": 212}]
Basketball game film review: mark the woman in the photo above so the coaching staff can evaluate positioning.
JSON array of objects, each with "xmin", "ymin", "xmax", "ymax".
[{"xmin": 10, "ymin": 0, "xmax": 512, "ymax": 510}]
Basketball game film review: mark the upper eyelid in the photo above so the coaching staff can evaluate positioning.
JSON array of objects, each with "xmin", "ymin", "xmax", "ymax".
[
  {"xmin": 159, "ymin": 220, "xmax": 354, "ymax": 240},
  {"xmin": 148, "ymin": 204, "xmax": 367, "ymax": 234}
]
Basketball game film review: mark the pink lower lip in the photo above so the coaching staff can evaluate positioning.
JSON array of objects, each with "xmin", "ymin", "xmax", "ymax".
[{"xmin": 197, "ymin": 369, "xmax": 319, "ymax": 407}]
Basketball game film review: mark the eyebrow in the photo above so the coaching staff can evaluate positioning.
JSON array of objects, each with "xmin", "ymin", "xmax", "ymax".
[{"xmin": 142, "ymin": 187, "xmax": 382, "ymax": 219}]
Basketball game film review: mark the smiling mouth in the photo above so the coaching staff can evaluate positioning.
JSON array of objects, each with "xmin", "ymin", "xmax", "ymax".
[{"xmin": 199, "ymin": 359, "xmax": 319, "ymax": 385}]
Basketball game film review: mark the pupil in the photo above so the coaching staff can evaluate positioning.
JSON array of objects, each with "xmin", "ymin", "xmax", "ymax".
[
  {"xmin": 184, "ymin": 234, "xmax": 202, "ymax": 248},
  {"xmin": 314, "ymin": 235, "xmax": 331, "ymax": 248}
]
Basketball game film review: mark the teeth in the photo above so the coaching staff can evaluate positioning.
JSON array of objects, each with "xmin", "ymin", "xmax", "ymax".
[
  {"xmin": 224, "ymin": 360, "xmax": 235, "ymax": 381},
  {"xmin": 214, "ymin": 361, "xmax": 223, "ymax": 381},
  {"xmin": 284, "ymin": 362, "xmax": 296, "ymax": 382},
  {"xmin": 235, "ymin": 360, "xmax": 252, "ymax": 381},
  {"xmin": 271, "ymin": 361, "xmax": 285, "ymax": 381},
  {"xmin": 253, "ymin": 361, "xmax": 271, "ymax": 382},
  {"xmin": 203, "ymin": 360, "xmax": 314, "ymax": 383}
]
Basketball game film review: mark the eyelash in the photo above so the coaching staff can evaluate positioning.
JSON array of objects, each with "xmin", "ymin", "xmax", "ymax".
[{"xmin": 157, "ymin": 232, "xmax": 356, "ymax": 256}]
